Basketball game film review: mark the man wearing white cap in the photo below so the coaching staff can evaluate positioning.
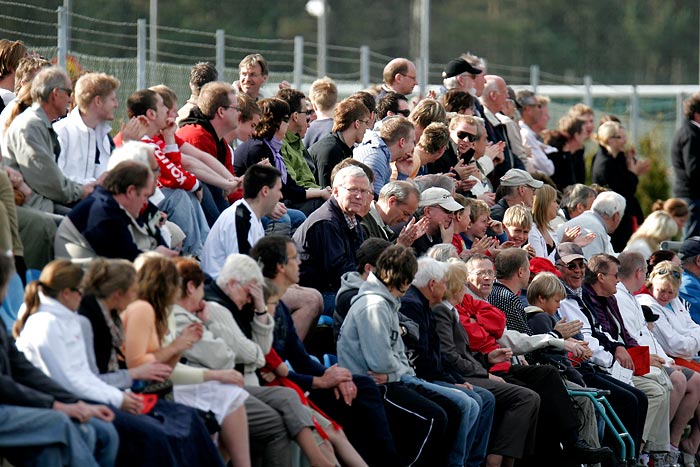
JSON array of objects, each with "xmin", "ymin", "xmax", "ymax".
[
  {"xmin": 489, "ymin": 168, "xmax": 543, "ymax": 222},
  {"xmin": 411, "ymin": 186, "xmax": 463, "ymax": 256}
]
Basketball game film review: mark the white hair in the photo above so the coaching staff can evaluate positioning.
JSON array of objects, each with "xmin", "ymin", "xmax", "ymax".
[
  {"xmin": 426, "ymin": 244, "xmax": 458, "ymax": 261},
  {"xmin": 216, "ymin": 253, "xmax": 264, "ymax": 289},
  {"xmin": 412, "ymin": 256, "xmax": 447, "ymax": 288},
  {"xmin": 591, "ymin": 191, "xmax": 626, "ymax": 218},
  {"xmin": 332, "ymin": 165, "xmax": 367, "ymax": 189},
  {"xmin": 108, "ymin": 141, "xmax": 155, "ymax": 170}
]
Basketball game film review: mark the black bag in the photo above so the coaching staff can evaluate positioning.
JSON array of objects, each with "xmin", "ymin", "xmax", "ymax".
[{"xmin": 133, "ymin": 379, "xmax": 174, "ymax": 400}]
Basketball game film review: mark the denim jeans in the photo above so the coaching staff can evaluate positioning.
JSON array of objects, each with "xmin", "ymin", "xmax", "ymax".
[
  {"xmin": 159, "ymin": 187, "xmax": 210, "ymax": 256},
  {"xmin": 402, "ymin": 375, "xmax": 481, "ymax": 467}
]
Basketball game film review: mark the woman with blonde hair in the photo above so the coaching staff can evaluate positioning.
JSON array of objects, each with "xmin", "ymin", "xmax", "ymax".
[
  {"xmin": 624, "ymin": 211, "xmax": 678, "ymax": 260},
  {"xmin": 121, "ymin": 253, "xmax": 251, "ymax": 467},
  {"xmin": 652, "ymin": 198, "xmax": 689, "ymax": 237}
]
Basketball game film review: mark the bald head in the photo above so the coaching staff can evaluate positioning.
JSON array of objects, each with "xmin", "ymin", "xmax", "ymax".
[
  {"xmin": 383, "ymin": 58, "xmax": 417, "ymax": 95},
  {"xmin": 482, "ymin": 75, "xmax": 507, "ymax": 112}
]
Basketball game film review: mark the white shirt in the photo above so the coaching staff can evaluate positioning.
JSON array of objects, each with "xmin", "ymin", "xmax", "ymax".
[
  {"xmin": 519, "ymin": 120, "xmax": 556, "ymax": 176},
  {"xmin": 201, "ymin": 198, "xmax": 264, "ymax": 279},
  {"xmin": 54, "ymin": 107, "xmax": 112, "ymax": 184},
  {"xmin": 15, "ymin": 294, "xmax": 124, "ymax": 406},
  {"xmin": 556, "ymin": 210, "xmax": 616, "ymax": 259},
  {"xmin": 559, "ymin": 295, "xmax": 614, "ymax": 367},
  {"xmin": 636, "ymin": 294, "xmax": 700, "ymax": 359}
]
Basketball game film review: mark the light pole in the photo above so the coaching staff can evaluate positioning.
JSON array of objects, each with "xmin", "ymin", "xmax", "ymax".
[{"xmin": 306, "ymin": 0, "xmax": 327, "ymax": 78}]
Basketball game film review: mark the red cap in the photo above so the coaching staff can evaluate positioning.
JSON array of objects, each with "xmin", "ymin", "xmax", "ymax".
[{"xmin": 529, "ymin": 257, "xmax": 561, "ymax": 278}]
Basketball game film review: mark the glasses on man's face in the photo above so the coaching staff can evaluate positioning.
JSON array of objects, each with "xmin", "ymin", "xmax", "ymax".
[
  {"xmin": 358, "ymin": 119, "xmax": 371, "ymax": 126},
  {"xmin": 600, "ymin": 272, "xmax": 619, "ymax": 279},
  {"xmin": 456, "ymin": 130, "xmax": 478, "ymax": 143},
  {"xmin": 561, "ymin": 260, "xmax": 586, "ymax": 270},
  {"xmin": 469, "ymin": 269, "xmax": 495, "ymax": 278},
  {"xmin": 301, "ymin": 110, "xmax": 315, "ymax": 121},
  {"xmin": 400, "ymin": 73, "xmax": 417, "ymax": 81},
  {"xmin": 339, "ymin": 186, "xmax": 372, "ymax": 197},
  {"xmin": 396, "ymin": 109, "xmax": 411, "ymax": 117},
  {"xmin": 656, "ymin": 268, "xmax": 682, "ymax": 279}
]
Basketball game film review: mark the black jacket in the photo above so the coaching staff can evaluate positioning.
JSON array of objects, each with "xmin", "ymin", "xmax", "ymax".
[
  {"xmin": 307, "ymin": 131, "xmax": 354, "ymax": 188},
  {"xmin": 671, "ymin": 119, "xmax": 700, "ymax": 199}
]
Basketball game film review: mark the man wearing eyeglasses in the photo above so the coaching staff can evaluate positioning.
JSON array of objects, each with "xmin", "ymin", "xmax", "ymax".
[
  {"xmin": 410, "ymin": 187, "xmax": 463, "ymax": 257},
  {"xmin": 376, "ymin": 58, "xmax": 417, "ymax": 101},
  {"xmin": 375, "ymin": 92, "xmax": 410, "ymax": 121},
  {"xmin": 4, "ymin": 66, "xmax": 94, "ymax": 214},
  {"xmin": 294, "ymin": 165, "xmax": 371, "ymax": 314}
]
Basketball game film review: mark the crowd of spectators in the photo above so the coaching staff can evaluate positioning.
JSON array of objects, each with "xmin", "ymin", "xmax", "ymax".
[{"xmin": 3, "ymin": 38, "xmax": 700, "ymax": 467}]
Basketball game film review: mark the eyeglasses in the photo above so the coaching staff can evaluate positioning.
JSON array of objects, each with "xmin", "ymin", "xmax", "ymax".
[
  {"xmin": 358, "ymin": 119, "xmax": 371, "ymax": 126},
  {"xmin": 400, "ymin": 73, "xmax": 417, "ymax": 81},
  {"xmin": 57, "ymin": 87, "xmax": 72, "ymax": 97},
  {"xmin": 396, "ymin": 109, "xmax": 411, "ymax": 117},
  {"xmin": 339, "ymin": 186, "xmax": 372, "ymax": 197},
  {"xmin": 469, "ymin": 269, "xmax": 495, "ymax": 278},
  {"xmin": 70, "ymin": 287, "xmax": 83, "ymax": 294},
  {"xmin": 560, "ymin": 260, "xmax": 586, "ymax": 270},
  {"xmin": 600, "ymin": 272, "xmax": 619, "ymax": 279},
  {"xmin": 656, "ymin": 268, "xmax": 682, "ymax": 279},
  {"xmin": 301, "ymin": 110, "xmax": 315, "ymax": 121},
  {"xmin": 456, "ymin": 131, "xmax": 478, "ymax": 142}
]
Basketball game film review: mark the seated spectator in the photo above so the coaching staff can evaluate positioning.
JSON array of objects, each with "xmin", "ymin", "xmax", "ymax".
[
  {"xmin": 294, "ymin": 165, "xmax": 370, "ymax": 312},
  {"xmin": 303, "ymin": 77, "xmax": 337, "ymax": 148},
  {"xmin": 679, "ymin": 236, "xmax": 700, "ymax": 324},
  {"xmin": 0, "ymin": 253, "xmax": 118, "ymax": 467},
  {"xmin": 502, "ymin": 204, "xmax": 535, "ymax": 257},
  {"xmin": 652, "ymin": 198, "xmax": 689, "ymax": 238},
  {"xmin": 308, "ymin": 97, "xmax": 370, "ymax": 188},
  {"xmin": 566, "ymin": 103, "xmax": 595, "ymax": 185},
  {"xmin": 625, "ymin": 210, "xmax": 678, "ymax": 260},
  {"xmin": 551, "ymin": 183, "xmax": 596, "ymax": 231},
  {"xmin": 14, "ymin": 258, "xmax": 225, "ymax": 467},
  {"xmin": 235, "ymin": 53, "xmax": 269, "ymax": 101},
  {"xmin": 409, "ymin": 121, "xmax": 449, "ymax": 178},
  {"xmin": 361, "ymin": 180, "xmax": 423, "ymax": 246},
  {"xmin": 234, "ymin": 97, "xmax": 326, "ymax": 217},
  {"xmin": 251, "ymin": 235, "xmax": 398, "ymax": 466},
  {"xmin": 376, "ymin": 58, "xmax": 417, "ymax": 101},
  {"xmin": 450, "ymin": 194, "xmax": 472, "ymax": 256},
  {"xmin": 201, "ymin": 163, "xmax": 281, "ymax": 278},
  {"xmin": 354, "ymin": 115, "xmax": 415, "ymax": 196},
  {"xmin": 120, "ymin": 253, "xmax": 251, "ymax": 466},
  {"xmin": 176, "ymin": 61, "xmax": 218, "ymax": 123},
  {"xmin": 489, "ymin": 168, "xmax": 542, "ymax": 223},
  {"xmin": 54, "ymin": 72, "xmax": 119, "ymax": 185},
  {"xmin": 4, "ymin": 66, "xmax": 93, "ymax": 214},
  {"xmin": 441, "ymin": 89, "xmax": 475, "ymax": 115},
  {"xmin": 411, "ymin": 187, "xmax": 464, "ymax": 257},
  {"xmin": 461, "ymin": 198, "xmax": 503, "ymax": 252},
  {"xmin": 556, "ymin": 190, "xmax": 627, "ymax": 258},
  {"xmin": 541, "ymin": 115, "xmax": 586, "ymax": 191},
  {"xmin": 116, "ymin": 89, "xmax": 209, "ymax": 256},
  {"xmin": 408, "ymin": 98, "xmax": 446, "ymax": 141},
  {"xmin": 516, "ymin": 90, "xmax": 555, "ymax": 177}
]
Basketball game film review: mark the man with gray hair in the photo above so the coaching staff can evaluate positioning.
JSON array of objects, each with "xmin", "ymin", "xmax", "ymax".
[
  {"xmin": 441, "ymin": 57, "xmax": 483, "ymax": 96},
  {"xmin": 556, "ymin": 191, "xmax": 626, "ymax": 258},
  {"xmin": 294, "ymin": 165, "xmax": 370, "ymax": 311},
  {"xmin": 361, "ymin": 180, "xmax": 425, "ymax": 247},
  {"xmin": 517, "ymin": 90, "xmax": 555, "ymax": 176},
  {"xmin": 489, "ymin": 168, "xmax": 543, "ymax": 222},
  {"xmin": 4, "ymin": 66, "xmax": 94, "ymax": 214}
]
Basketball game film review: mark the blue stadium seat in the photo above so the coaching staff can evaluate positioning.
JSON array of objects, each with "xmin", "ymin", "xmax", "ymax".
[
  {"xmin": 318, "ymin": 315, "xmax": 333, "ymax": 327},
  {"xmin": 323, "ymin": 354, "xmax": 337, "ymax": 368}
]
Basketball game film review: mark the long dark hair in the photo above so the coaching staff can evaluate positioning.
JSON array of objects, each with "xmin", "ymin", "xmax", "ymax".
[
  {"xmin": 253, "ymin": 97, "xmax": 290, "ymax": 140},
  {"xmin": 135, "ymin": 254, "xmax": 180, "ymax": 342}
]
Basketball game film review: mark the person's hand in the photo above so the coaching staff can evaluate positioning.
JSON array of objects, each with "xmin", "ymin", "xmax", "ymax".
[
  {"xmin": 626, "ymin": 155, "xmax": 650, "ymax": 176},
  {"xmin": 269, "ymin": 202, "xmax": 287, "ymax": 220},
  {"xmin": 154, "ymin": 245, "xmax": 179, "ymax": 257},
  {"xmin": 439, "ymin": 219, "xmax": 455, "ymax": 243},
  {"xmin": 477, "ymin": 192, "xmax": 496, "ymax": 207},
  {"xmin": 159, "ymin": 118, "xmax": 178, "ymax": 144},
  {"xmin": 554, "ymin": 318, "xmax": 583, "ymax": 339},
  {"xmin": 522, "ymin": 243, "xmax": 536, "ymax": 259},
  {"xmin": 317, "ymin": 364, "xmax": 352, "ymax": 389},
  {"xmin": 488, "ymin": 347, "xmax": 513, "ymax": 364},
  {"xmin": 574, "ymin": 232, "xmax": 596, "ymax": 248},
  {"xmin": 615, "ymin": 346, "xmax": 635, "ymax": 370},
  {"xmin": 176, "ymin": 322, "xmax": 203, "ymax": 351},
  {"xmin": 319, "ymin": 186, "xmax": 332, "ymax": 201},
  {"xmin": 82, "ymin": 182, "xmax": 96, "ymax": 198},
  {"xmin": 488, "ymin": 219, "xmax": 504, "ymax": 235},
  {"xmin": 452, "ymin": 160, "xmax": 480, "ymax": 180},
  {"xmin": 86, "ymin": 404, "xmax": 115, "ymax": 422},
  {"xmin": 129, "ymin": 361, "xmax": 173, "ymax": 382},
  {"xmin": 650, "ymin": 354, "xmax": 665, "ymax": 369},
  {"xmin": 456, "ymin": 382, "xmax": 474, "ymax": 390},
  {"xmin": 469, "ymin": 236, "xmax": 498, "ymax": 254},
  {"xmin": 194, "ymin": 187, "xmax": 203, "ymax": 202},
  {"xmin": 120, "ymin": 116, "xmax": 150, "ymax": 142},
  {"xmin": 193, "ymin": 300, "xmax": 209, "ymax": 323},
  {"xmin": 278, "ymin": 80, "xmax": 291, "ymax": 90},
  {"xmin": 564, "ymin": 339, "xmax": 587, "ymax": 358},
  {"xmin": 256, "ymin": 158, "xmax": 272, "ymax": 167},
  {"xmin": 260, "ymin": 370, "xmax": 277, "ymax": 383},
  {"xmin": 497, "ymin": 240, "xmax": 518, "ymax": 250},
  {"xmin": 395, "ymin": 155, "xmax": 414, "ymax": 177},
  {"xmin": 226, "ymin": 177, "xmax": 242, "ymax": 193},
  {"xmin": 53, "ymin": 400, "xmax": 93, "ymax": 422},
  {"xmin": 485, "ymin": 141, "xmax": 505, "ymax": 163},
  {"xmin": 274, "ymin": 362, "xmax": 289, "ymax": 378},
  {"xmin": 247, "ymin": 281, "xmax": 267, "ymax": 316},
  {"xmin": 3, "ymin": 166, "xmax": 24, "ymax": 187},
  {"xmin": 334, "ymin": 380, "xmax": 357, "ymax": 406},
  {"xmin": 120, "ymin": 391, "xmax": 144, "ymax": 415},
  {"xmin": 397, "ymin": 216, "xmax": 429, "ymax": 247},
  {"xmin": 457, "ymin": 178, "xmax": 479, "ymax": 193},
  {"xmin": 561, "ymin": 226, "xmax": 582, "ymax": 244},
  {"xmin": 368, "ymin": 371, "xmax": 388, "ymax": 385},
  {"xmin": 205, "ymin": 369, "xmax": 245, "ymax": 386},
  {"xmin": 488, "ymin": 373, "xmax": 506, "ymax": 384}
]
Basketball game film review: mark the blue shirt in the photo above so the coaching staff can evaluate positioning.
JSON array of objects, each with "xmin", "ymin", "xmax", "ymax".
[
  {"xmin": 353, "ymin": 132, "xmax": 407, "ymax": 197},
  {"xmin": 680, "ymin": 270, "xmax": 700, "ymax": 324}
]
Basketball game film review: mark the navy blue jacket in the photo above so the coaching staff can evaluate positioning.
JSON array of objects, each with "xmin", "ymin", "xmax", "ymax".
[{"xmin": 293, "ymin": 197, "xmax": 364, "ymax": 292}]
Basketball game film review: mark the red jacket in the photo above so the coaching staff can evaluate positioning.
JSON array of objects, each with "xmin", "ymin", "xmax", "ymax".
[{"xmin": 456, "ymin": 293, "xmax": 510, "ymax": 373}]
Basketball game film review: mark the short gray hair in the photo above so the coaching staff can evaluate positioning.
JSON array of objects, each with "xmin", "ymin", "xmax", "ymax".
[
  {"xmin": 332, "ymin": 165, "xmax": 367, "ymax": 189},
  {"xmin": 561, "ymin": 184, "xmax": 596, "ymax": 212},
  {"xmin": 591, "ymin": 191, "xmax": 626, "ymax": 218},
  {"xmin": 108, "ymin": 141, "xmax": 155, "ymax": 170},
  {"xmin": 216, "ymin": 253, "xmax": 264, "ymax": 290},
  {"xmin": 412, "ymin": 256, "xmax": 448, "ymax": 288},
  {"xmin": 617, "ymin": 251, "xmax": 647, "ymax": 279},
  {"xmin": 426, "ymin": 244, "xmax": 458, "ymax": 261},
  {"xmin": 378, "ymin": 180, "xmax": 420, "ymax": 204},
  {"xmin": 31, "ymin": 66, "xmax": 69, "ymax": 103}
]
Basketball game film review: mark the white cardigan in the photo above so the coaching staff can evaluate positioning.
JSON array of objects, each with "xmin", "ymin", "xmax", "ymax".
[
  {"xmin": 636, "ymin": 293, "xmax": 700, "ymax": 359},
  {"xmin": 15, "ymin": 294, "xmax": 124, "ymax": 407}
]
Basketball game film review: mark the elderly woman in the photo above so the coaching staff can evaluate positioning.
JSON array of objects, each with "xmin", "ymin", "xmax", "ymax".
[
  {"xmin": 624, "ymin": 211, "xmax": 678, "ymax": 260},
  {"xmin": 636, "ymin": 261, "xmax": 700, "ymax": 373},
  {"xmin": 590, "ymin": 121, "xmax": 647, "ymax": 251},
  {"xmin": 233, "ymin": 97, "xmax": 327, "ymax": 218},
  {"xmin": 120, "ymin": 253, "xmax": 250, "ymax": 467}
]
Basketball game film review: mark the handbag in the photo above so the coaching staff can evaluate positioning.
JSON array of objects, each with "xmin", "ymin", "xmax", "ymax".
[
  {"xmin": 132, "ymin": 379, "xmax": 174, "ymax": 400},
  {"xmin": 627, "ymin": 345, "xmax": 651, "ymax": 376}
]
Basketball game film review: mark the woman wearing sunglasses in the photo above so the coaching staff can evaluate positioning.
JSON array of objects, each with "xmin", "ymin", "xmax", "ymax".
[{"xmin": 636, "ymin": 261, "xmax": 700, "ymax": 373}]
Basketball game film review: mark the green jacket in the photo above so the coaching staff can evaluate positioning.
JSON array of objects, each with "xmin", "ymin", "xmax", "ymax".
[{"xmin": 281, "ymin": 130, "xmax": 320, "ymax": 189}]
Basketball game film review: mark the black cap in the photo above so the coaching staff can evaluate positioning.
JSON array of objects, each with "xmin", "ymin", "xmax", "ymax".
[
  {"xmin": 641, "ymin": 305, "xmax": 659, "ymax": 323},
  {"xmin": 442, "ymin": 58, "xmax": 482, "ymax": 79},
  {"xmin": 679, "ymin": 236, "xmax": 700, "ymax": 260}
]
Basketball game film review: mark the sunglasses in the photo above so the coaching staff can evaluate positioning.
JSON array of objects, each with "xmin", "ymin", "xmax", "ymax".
[
  {"xmin": 456, "ymin": 131, "xmax": 478, "ymax": 143},
  {"xmin": 656, "ymin": 268, "xmax": 681, "ymax": 279},
  {"xmin": 560, "ymin": 260, "xmax": 586, "ymax": 270},
  {"xmin": 396, "ymin": 109, "xmax": 411, "ymax": 117}
]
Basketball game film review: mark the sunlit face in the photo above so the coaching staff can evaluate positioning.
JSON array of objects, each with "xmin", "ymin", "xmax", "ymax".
[
  {"xmin": 473, "ymin": 73, "xmax": 485, "ymax": 96},
  {"xmin": 425, "ymin": 205, "xmax": 455, "ymax": 234},
  {"xmin": 282, "ymin": 242, "xmax": 301, "ymax": 285},
  {"xmin": 547, "ymin": 198, "xmax": 560, "ymax": 221},
  {"xmin": 97, "ymin": 90, "xmax": 119, "ymax": 121},
  {"xmin": 53, "ymin": 80, "xmax": 73, "ymax": 118},
  {"xmin": 428, "ymin": 277, "xmax": 447, "ymax": 305},
  {"xmin": 239, "ymin": 64, "xmax": 267, "ymax": 98},
  {"xmin": 607, "ymin": 127, "xmax": 627, "ymax": 153},
  {"xmin": 450, "ymin": 122, "xmax": 477, "ymax": 155},
  {"xmin": 454, "ymin": 207, "xmax": 472, "ymax": 234},
  {"xmin": 651, "ymin": 278, "xmax": 677, "ymax": 306},
  {"xmin": 123, "ymin": 174, "xmax": 154, "ymax": 218},
  {"xmin": 223, "ymin": 92, "xmax": 239, "ymax": 131},
  {"xmin": 539, "ymin": 295, "xmax": 563, "ymax": 315},
  {"xmin": 333, "ymin": 175, "xmax": 372, "ymax": 216},
  {"xmin": 395, "ymin": 62, "xmax": 417, "ymax": 95},
  {"xmin": 521, "ymin": 185, "xmax": 537, "ymax": 208},
  {"xmin": 557, "ymin": 258, "xmax": 586, "ymax": 290},
  {"xmin": 537, "ymin": 104, "xmax": 550, "ymax": 130},
  {"xmin": 152, "ymin": 94, "xmax": 169, "ymax": 131},
  {"xmin": 466, "ymin": 259, "xmax": 495, "ymax": 298},
  {"xmin": 582, "ymin": 114, "xmax": 594, "ymax": 139},
  {"xmin": 63, "ymin": 286, "xmax": 83, "ymax": 312},
  {"xmin": 595, "ymin": 263, "xmax": 619, "ymax": 297},
  {"xmin": 505, "ymin": 224, "xmax": 530, "ymax": 247},
  {"xmin": 473, "ymin": 132, "xmax": 487, "ymax": 158},
  {"xmin": 386, "ymin": 193, "xmax": 419, "ymax": 225},
  {"xmin": 237, "ymin": 113, "xmax": 261, "ymax": 142},
  {"xmin": 115, "ymin": 280, "xmax": 138, "ymax": 312},
  {"xmin": 467, "ymin": 214, "xmax": 489, "ymax": 239},
  {"xmin": 262, "ymin": 178, "xmax": 284, "ymax": 216}
]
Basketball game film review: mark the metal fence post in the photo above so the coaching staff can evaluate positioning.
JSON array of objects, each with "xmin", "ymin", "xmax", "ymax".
[
  {"xmin": 530, "ymin": 64, "xmax": 539, "ymax": 94},
  {"xmin": 137, "ymin": 19, "xmax": 147, "ymax": 90},
  {"xmin": 293, "ymin": 35, "xmax": 304, "ymax": 90},
  {"xmin": 63, "ymin": 0, "xmax": 71, "ymax": 52},
  {"xmin": 57, "ymin": 6, "xmax": 67, "ymax": 69},
  {"xmin": 630, "ymin": 85, "xmax": 639, "ymax": 148},
  {"xmin": 584, "ymin": 75, "xmax": 593, "ymax": 107},
  {"xmin": 418, "ymin": 0, "xmax": 429, "ymax": 96},
  {"xmin": 676, "ymin": 92, "xmax": 685, "ymax": 130},
  {"xmin": 216, "ymin": 29, "xmax": 225, "ymax": 82},
  {"xmin": 360, "ymin": 45, "xmax": 370, "ymax": 89}
]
